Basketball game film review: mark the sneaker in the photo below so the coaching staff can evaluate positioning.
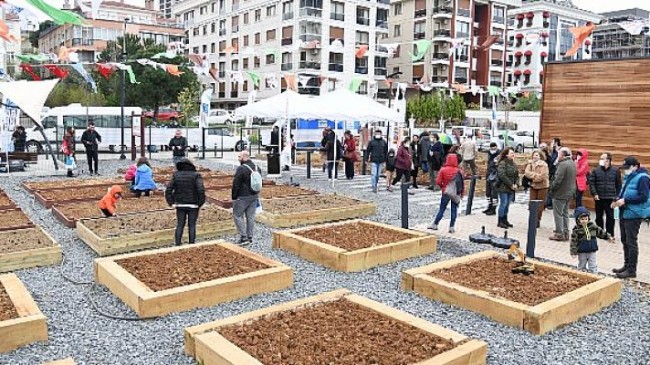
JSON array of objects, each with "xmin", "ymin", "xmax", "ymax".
[
  {"xmin": 372, "ymin": 188, "xmax": 377, "ymax": 193},
  {"xmin": 238, "ymin": 237, "xmax": 250, "ymax": 245},
  {"xmin": 428, "ymin": 224, "xmax": 438, "ymax": 230},
  {"xmin": 247, "ymin": 236, "xmax": 253, "ymax": 243},
  {"xmin": 615, "ymin": 270, "xmax": 636, "ymax": 279},
  {"xmin": 449, "ymin": 227, "xmax": 455, "ymax": 233}
]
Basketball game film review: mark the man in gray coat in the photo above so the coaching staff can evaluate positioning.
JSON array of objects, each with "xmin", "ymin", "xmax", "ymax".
[
  {"xmin": 418, "ymin": 132, "xmax": 432, "ymax": 187},
  {"xmin": 549, "ymin": 147, "xmax": 577, "ymax": 241}
]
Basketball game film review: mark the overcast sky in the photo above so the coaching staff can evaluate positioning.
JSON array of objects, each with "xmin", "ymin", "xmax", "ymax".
[{"xmin": 571, "ymin": 0, "xmax": 649, "ymax": 13}]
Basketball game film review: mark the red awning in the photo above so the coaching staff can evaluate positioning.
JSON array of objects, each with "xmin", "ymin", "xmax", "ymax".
[
  {"xmin": 524, "ymin": 50, "xmax": 533, "ymax": 56},
  {"xmin": 542, "ymin": 11, "xmax": 550, "ymax": 18},
  {"xmin": 526, "ymin": 12, "xmax": 534, "ymax": 18},
  {"xmin": 515, "ymin": 33, "xmax": 524, "ymax": 39},
  {"xmin": 516, "ymin": 14, "xmax": 525, "ymax": 20},
  {"xmin": 540, "ymin": 51, "xmax": 548, "ymax": 57},
  {"xmin": 515, "ymin": 51, "xmax": 523, "ymax": 57},
  {"xmin": 514, "ymin": 70, "xmax": 522, "ymax": 76},
  {"xmin": 540, "ymin": 31, "xmax": 549, "ymax": 37},
  {"xmin": 523, "ymin": 69, "xmax": 532, "ymax": 75},
  {"xmin": 585, "ymin": 39, "xmax": 592, "ymax": 45}
]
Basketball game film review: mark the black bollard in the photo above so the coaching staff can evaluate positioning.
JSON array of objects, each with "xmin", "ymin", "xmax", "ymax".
[
  {"xmin": 465, "ymin": 175, "xmax": 478, "ymax": 215},
  {"xmin": 306, "ymin": 151, "xmax": 312, "ymax": 179},
  {"xmin": 526, "ymin": 200, "xmax": 541, "ymax": 258},
  {"xmin": 401, "ymin": 181, "xmax": 410, "ymax": 229}
]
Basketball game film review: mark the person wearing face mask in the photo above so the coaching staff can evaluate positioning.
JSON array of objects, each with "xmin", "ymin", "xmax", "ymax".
[
  {"xmin": 546, "ymin": 138, "xmax": 562, "ymax": 209},
  {"xmin": 588, "ymin": 152, "xmax": 621, "ymax": 239},
  {"xmin": 524, "ymin": 150, "xmax": 549, "ymax": 228},
  {"xmin": 575, "ymin": 148, "xmax": 590, "ymax": 207},
  {"xmin": 366, "ymin": 130, "xmax": 388, "ymax": 193},
  {"xmin": 611, "ymin": 156, "xmax": 649, "ymax": 279},
  {"xmin": 495, "ymin": 147, "xmax": 519, "ymax": 229},
  {"xmin": 483, "ymin": 142, "xmax": 500, "ymax": 215},
  {"xmin": 549, "ymin": 147, "xmax": 577, "ymax": 241}
]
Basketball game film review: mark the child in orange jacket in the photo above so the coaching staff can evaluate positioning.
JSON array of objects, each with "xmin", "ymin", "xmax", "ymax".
[{"xmin": 99, "ymin": 185, "xmax": 123, "ymax": 217}]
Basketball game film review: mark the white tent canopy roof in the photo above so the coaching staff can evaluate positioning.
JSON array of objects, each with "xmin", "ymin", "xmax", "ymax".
[
  {"xmin": 235, "ymin": 90, "xmax": 316, "ymax": 119},
  {"xmin": 0, "ymin": 79, "xmax": 60, "ymax": 126},
  {"xmin": 315, "ymin": 89, "xmax": 401, "ymax": 123}
]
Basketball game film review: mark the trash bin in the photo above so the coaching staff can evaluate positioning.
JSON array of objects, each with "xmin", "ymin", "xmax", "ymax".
[{"xmin": 267, "ymin": 153, "xmax": 280, "ymax": 174}]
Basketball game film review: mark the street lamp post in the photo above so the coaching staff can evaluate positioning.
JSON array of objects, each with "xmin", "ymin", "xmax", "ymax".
[{"xmin": 119, "ymin": 18, "xmax": 129, "ymax": 160}]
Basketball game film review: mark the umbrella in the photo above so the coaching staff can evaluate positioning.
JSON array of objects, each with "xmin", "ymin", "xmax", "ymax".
[{"xmin": 437, "ymin": 133, "xmax": 453, "ymax": 144}]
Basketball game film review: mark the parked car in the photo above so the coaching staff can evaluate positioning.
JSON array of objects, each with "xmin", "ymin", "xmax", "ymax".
[
  {"xmin": 206, "ymin": 109, "xmax": 234, "ymax": 125},
  {"xmin": 203, "ymin": 127, "xmax": 248, "ymax": 151},
  {"xmin": 143, "ymin": 107, "xmax": 180, "ymax": 122},
  {"xmin": 512, "ymin": 131, "xmax": 536, "ymax": 152}
]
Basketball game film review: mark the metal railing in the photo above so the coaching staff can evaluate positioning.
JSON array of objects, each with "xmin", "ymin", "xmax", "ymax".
[{"xmin": 328, "ymin": 63, "xmax": 343, "ymax": 72}]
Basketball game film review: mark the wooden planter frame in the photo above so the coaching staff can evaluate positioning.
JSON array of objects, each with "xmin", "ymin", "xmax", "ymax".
[
  {"xmin": 256, "ymin": 198, "xmax": 376, "ymax": 228},
  {"xmin": 22, "ymin": 178, "xmax": 124, "ymax": 194},
  {"xmin": 206, "ymin": 186, "xmax": 317, "ymax": 209},
  {"xmin": 401, "ymin": 251, "xmax": 623, "ymax": 335},
  {"xmin": 0, "ymin": 208, "xmax": 34, "ymax": 232},
  {"xmin": 52, "ymin": 201, "xmax": 171, "ymax": 228},
  {"xmin": 0, "ymin": 192, "xmax": 16, "ymax": 211},
  {"xmin": 184, "ymin": 289, "xmax": 487, "ymax": 364},
  {"xmin": 94, "ymin": 240, "xmax": 293, "ymax": 318},
  {"xmin": 41, "ymin": 359, "xmax": 75, "ymax": 365},
  {"xmin": 0, "ymin": 227, "xmax": 62, "ymax": 273},
  {"xmin": 273, "ymin": 219, "xmax": 437, "ymax": 271},
  {"xmin": 33, "ymin": 183, "xmax": 162, "ymax": 209},
  {"xmin": 0, "ymin": 273, "xmax": 48, "ymax": 353},
  {"xmin": 77, "ymin": 210, "xmax": 236, "ymax": 256}
]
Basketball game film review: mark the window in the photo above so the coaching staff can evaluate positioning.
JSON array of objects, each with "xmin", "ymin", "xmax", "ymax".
[
  {"xmin": 330, "ymin": 1, "xmax": 344, "ymax": 21},
  {"xmin": 266, "ymin": 29, "xmax": 276, "ymax": 41},
  {"xmin": 266, "ymin": 54, "xmax": 276, "ymax": 64},
  {"xmin": 255, "ymin": 9, "xmax": 261, "ymax": 21},
  {"xmin": 393, "ymin": 2, "xmax": 401, "ymax": 15},
  {"xmin": 456, "ymin": 21, "xmax": 470, "ymax": 38},
  {"xmin": 243, "ymin": 58, "xmax": 249, "ymax": 69},
  {"xmin": 200, "ymin": 5, "xmax": 206, "ymax": 15},
  {"xmin": 356, "ymin": 7, "xmax": 369, "ymax": 26},
  {"xmin": 267, "ymin": 5, "xmax": 276, "ymax": 16},
  {"xmin": 355, "ymin": 31, "xmax": 369, "ymax": 45},
  {"xmin": 243, "ymin": 81, "xmax": 248, "ymax": 92},
  {"xmin": 203, "ymin": 25, "xmax": 208, "ymax": 35},
  {"xmin": 328, "ymin": 52, "xmax": 343, "ymax": 72},
  {"xmin": 211, "ymin": 2, "xmax": 216, "ymax": 13},
  {"xmin": 376, "ymin": 8, "xmax": 388, "ymax": 28},
  {"xmin": 283, "ymin": 1, "xmax": 294, "ymax": 19},
  {"xmin": 211, "ymin": 43, "xmax": 216, "ymax": 52},
  {"xmin": 211, "ymin": 22, "xmax": 216, "ymax": 33},
  {"xmin": 231, "ymin": 60, "xmax": 239, "ymax": 71},
  {"xmin": 243, "ymin": 12, "xmax": 249, "ymax": 24},
  {"xmin": 254, "ymin": 57, "xmax": 260, "ymax": 67},
  {"xmin": 218, "ymin": 41, "xmax": 225, "ymax": 52},
  {"xmin": 192, "ymin": 27, "xmax": 199, "ymax": 36},
  {"xmin": 243, "ymin": 35, "xmax": 249, "ymax": 46},
  {"xmin": 255, "ymin": 33, "xmax": 261, "ymax": 44},
  {"xmin": 202, "ymin": 44, "xmax": 207, "ymax": 53},
  {"xmin": 414, "ymin": 21, "xmax": 425, "ymax": 39},
  {"xmin": 393, "ymin": 24, "xmax": 401, "ymax": 37},
  {"xmin": 355, "ymin": 56, "xmax": 368, "ymax": 74}
]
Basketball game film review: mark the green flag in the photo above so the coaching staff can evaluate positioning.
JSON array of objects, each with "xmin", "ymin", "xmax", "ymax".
[
  {"xmin": 410, "ymin": 40, "xmax": 431, "ymax": 62},
  {"xmin": 488, "ymin": 86, "xmax": 500, "ymax": 97},
  {"xmin": 264, "ymin": 48, "xmax": 281, "ymax": 61},
  {"xmin": 247, "ymin": 71, "xmax": 261, "ymax": 87},
  {"xmin": 26, "ymin": 0, "xmax": 85, "ymax": 25},
  {"xmin": 348, "ymin": 78, "xmax": 363, "ymax": 92},
  {"xmin": 16, "ymin": 54, "xmax": 49, "ymax": 63}
]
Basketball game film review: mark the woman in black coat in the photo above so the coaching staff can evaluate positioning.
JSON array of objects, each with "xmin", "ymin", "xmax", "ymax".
[
  {"xmin": 588, "ymin": 152, "xmax": 621, "ymax": 238},
  {"xmin": 165, "ymin": 159, "xmax": 206, "ymax": 245},
  {"xmin": 410, "ymin": 135, "xmax": 421, "ymax": 188},
  {"xmin": 11, "ymin": 126, "xmax": 26, "ymax": 152}
]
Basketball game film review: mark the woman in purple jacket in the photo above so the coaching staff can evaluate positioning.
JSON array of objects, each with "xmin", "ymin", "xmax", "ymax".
[{"xmin": 390, "ymin": 138, "xmax": 413, "ymax": 192}]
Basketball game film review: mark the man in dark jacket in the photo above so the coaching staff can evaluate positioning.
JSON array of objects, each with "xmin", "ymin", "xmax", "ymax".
[
  {"xmin": 169, "ymin": 129, "xmax": 188, "ymax": 164},
  {"xmin": 428, "ymin": 133, "xmax": 445, "ymax": 190},
  {"xmin": 165, "ymin": 158, "xmax": 206, "ymax": 245},
  {"xmin": 367, "ymin": 130, "xmax": 387, "ymax": 193},
  {"xmin": 418, "ymin": 131, "xmax": 431, "ymax": 175},
  {"xmin": 270, "ymin": 125, "xmax": 280, "ymax": 154},
  {"xmin": 549, "ymin": 147, "xmax": 577, "ymax": 241},
  {"xmin": 410, "ymin": 135, "xmax": 421, "ymax": 189},
  {"xmin": 321, "ymin": 127, "xmax": 340, "ymax": 179},
  {"xmin": 81, "ymin": 122, "xmax": 102, "ymax": 175},
  {"xmin": 11, "ymin": 126, "xmax": 26, "ymax": 152},
  {"xmin": 588, "ymin": 152, "xmax": 621, "ymax": 238},
  {"xmin": 483, "ymin": 142, "xmax": 500, "ymax": 215},
  {"xmin": 612, "ymin": 156, "xmax": 650, "ymax": 278},
  {"xmin": 232, "ymin": 150, "xmax": 260, "ymax": 244}
]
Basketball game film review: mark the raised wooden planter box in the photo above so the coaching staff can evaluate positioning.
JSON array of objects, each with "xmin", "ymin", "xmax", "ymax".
[
  {"xmin": 0, "ymin": 208, "xmax": 34, "ymax": 232},
  {"xmin": 94, "ymin": 240, "xmax": 293, "ymax": 318},
  {"xmin": 184, "ymin": 289, "xmax": 487, "ymax": 364},
  {"xmin": 34, "ymin": 184, "xmax": 135, "ymax": 209},
  {"xmin": 22, "ymin": 177, "xmax": 124, "ymax": 194},
  {"xmin": 41, "ymin": 359, "xmax": 75, "ymax": 365},
  {"xmin": 273, "ymin": 219, "xmax": 437, "ymax": 272},
  {"xmin": 206, "ymin": 185, "xmax": 317, "ymax": 209},
  {"xmin": 0, "ymin": 227, "xmax": 62, "ymax": 273},
  {"xmin": 0, "ymin": 273, "xmax": 48, "ymax": 352},
  {"xmin": 257, "ymin": 197, "xmax": 376, "ymax": 228},
  {"xmin": 77, "ymin": 208, "xmax": 236, "ymax": 256},
  {"xmin": 0, "ymin": 192, "xmax": 16, "ymax": 211},
  {"xmin": 401, "ymin": 251, "xmax": 623, "ymax": 335},
  {"xmin": 52, "ymin": 197, "xmax": 171, "ymax": 228}
]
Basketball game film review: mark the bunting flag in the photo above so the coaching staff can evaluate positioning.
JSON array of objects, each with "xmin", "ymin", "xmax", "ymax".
[
  {"xmin": 330, "ymin": 38, "xmax": 344, "ymax": 51},
  {"xmin": 247, "ymin": 71, "xmax": 260, "ymax": 87},
  {"xmin": 70, "ymin": 63, "xmax": 97, "ymax": 92},
  {"xmin": 355, "ymin": 45, "xmax": 369, "ymax": 59},
  {"xmin": 151, "ymin": 51, "xmax": 176, "ymax": 59},
  {"xmin": 382, "ymin": 43, "xmax": 399, "ymax": 57},
  {"xmin": 449, "ymin": 38, "xmax": 465, "ymax": 55},
  {"xmin": 487, "ymin": 85, "xmax": 500, "ymax": 97},
  {"xmin": 18, "ymin": 0, "xmax": 86, "ymax": 25},
  {"xmin": 241, "ymin": 46, "xmax": 257, "ymax": 56},
  {"xmin": 303, "ymin": 40, "xmax": 320, "ymax": 49},
  {"xmin": 523, "ymin": 91, "xmax": 531, "ymax": 98},
  {"xmin": 348, "ymin": 78, "xmax": 363, "ymax": 92},
  {"xmin": 224, "ymin": 45, "xmax": 238, "ymax": 54},
  {"xmin": 298, "ymin": 75, "xmax": 311, "ymax": 87},
  {"xmin": 284, "ymin": 73, "xmax": 297, "ymax": 91},
  {"xmin": 44, "ymin": 64, "xmax": 69, "ymax": 79},
  {"xmin": 0, "ymin": 20, "xmax": 17, "ymax": 42},
  {"xmin": 76, "ymin": 0, "xmax": 104, "ymax": 19},
  {"xmin": 565, "ymin": 22, "xmax": 596, "ymax": 57},
  {"xmin": 166, "ymin": 64, "xmax": 184, "ymax": 76},
  {"xmin": 476, "ymin": 35, "xmax": 498, "ymax": 51},
  {"xmin": 58, "ymin": 46, "xmax": 79, "ymax": 63},
  {"xmin": 229, "ymin": 71, "xmax": 244, "ymax": 84},
  {"xmin": 188, "ymin": 53, "xmax": 205, "ymax": 66},
  {"xmin": 19, "ymin": 63, "xmax": 40, "ymax": 80},
  {"xmin": 452, "ymin": 83, "xmax": 468, "ymax": 93},
  {"xmin": 96, "ymin": 63, "xmax": 116, "ymax": 80},
  {"xmin": 619, "ymin": 20, "xmax": 649, "ymax": 35},
  {"xmin": 16, "ymin": 54, "xmax": 49, "ymax": 63},
  {"xmin": 113, "ymin": 63, "xmax": 140, "ymax": 84},
  {"xmin": 209, "ymin": 67, "xmax": 219, "ymax": 81},
  {"xmin": 410, "ymin": 40, "xmax": 430, "ymax": 62},
  {"xmin": 264, "ymin": 48, "xmax": 281, "ymax": 60}
]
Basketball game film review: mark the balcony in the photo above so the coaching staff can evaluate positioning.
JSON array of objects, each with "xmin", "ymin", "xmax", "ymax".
[
  {"xmin": 299, "ymin": 7, "xmax": 322, "ymax": 18},
  {"xmin": 414, "ymin": 9, "xmax": 426, "ymax": 18},
  {"xmin": 433, "ymin": 29, "xmax": 451, "ymax": 38},
  {"xmin": 414, "ymin": 32, "xmax": 426, "ymax": 40},
  {"xmin": 328, "ymin": 63, "xmax": 343, "ymax": 72},
  {"xmin": 230, "ymin": 91, "xmax": 238, "ymax": 98},
  {"xmin": 356, "ymin": 17, "xmax": 370, "ymax": 26},
  {"xmin": 431, "ymin": 75, "xmax": 448, "ymax": 83},
  {"xmin": 432, "ymin": 52, "xmax": 450, "ymax": 61},
  {"xmin": 455, "ymin": 77, "xmax": 468, "ymax": 84},
  {"xmin": 457, "ymin": 54, "xmax": 469, "ymax": 62},
  {"xmin": 219, "ymin": 29, "xmax": 226, "ymax": 36},
  {"xmin": 218, "ymin": 71, "xmax": 226, "ymax": 78},
  {"xmin": 299, "ymin": 61, "xmax": 321, "ymax": 70},
  {"xmin": 491, "ymin": 59, "xmax": 504, "ymax": 67},
  {"xmin": 457, "ymin": 8, "xmax": 470, "ymax": 17},
  {"xmin": 456, "ymin": 32, "xmax": 469, "ymax": 38},
  {"xmin": 218, "ymin": 91, "xmax": 225, "ymax": 98},
  {"xmin": 283, "ymin": 12, "xmax": 293, "ymax": 20},
  {"xmin": 377, "ymin": 0, "xmax": 389, "ymax": 4},
  {"xmin": 355, "ymin": 67, "xmax": 368, "ymax": 74},
  {"xmin": 375, "ymin": 44, "xmax": 388, "ymax": 54},
  {"xmin": 330, "ymin": 12, "xmax": 344, "ymax": 21},
  {"xmin": 490, "ymin": 80, "xmax": 502, "ymax": 87},
  {"xmin": 71, "ymin": 38, "xmax": 93, "ymax": 46},
  {"xmin": 376, "ymin": 20, "xmax": 388, "ymax": 29},
  {"xmin": 493, "ymin": 16, "xmax": 505, "ymax": 24},
  {"xmin": 281, "ymin": 38, "xmax": 293, "ymax": 45},
  {"xmin": 432, "ymin": 6, "xmax": 452, "ymax": 17},
  {"xmin": 281, "ymin": 63, "xmax": 293, "ymax": 71},
  {"xmin": 374, "ymin": 68, "xmax": 387, "ymax": 76},
  {"xmin": 299, "ymin": 34, "xmax": 322, "ymax": 42}
]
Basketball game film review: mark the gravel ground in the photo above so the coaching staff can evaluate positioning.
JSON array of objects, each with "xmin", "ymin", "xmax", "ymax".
[{"xmin": 0, "ymin": 157, "xmax": 649, "ymax": 365}]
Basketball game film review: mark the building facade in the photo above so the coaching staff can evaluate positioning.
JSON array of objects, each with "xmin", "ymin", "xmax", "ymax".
[
  {"xmin": 160, "ymin": 0, "xmax": 179, "ymax": 19},
  {"xmin": 38, "ymin": 1, "xmax": 184, "ymax": 63},
  {"xmin": 383, "ymin": 0, "xmax": 521, "ymax": 105},
  {"xmin": 507, "ymin": 0, "xmax": 600, "ymax": 92},
  {"xmin": 172, "ymin": 0, "xmax": 390, "ymax": 109},
  {"xmin": 592, "ymin": 8, "xmax": 650, "ymax": 60}
]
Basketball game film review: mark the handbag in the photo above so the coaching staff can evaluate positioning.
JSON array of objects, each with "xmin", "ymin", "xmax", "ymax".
[
  {"xmin": 65, "ymin": 155, "xmax": 76, "ymax": 170},
  {"xmin": 444, "ymin": 172, "xmax": 462, "ymax": 204}
]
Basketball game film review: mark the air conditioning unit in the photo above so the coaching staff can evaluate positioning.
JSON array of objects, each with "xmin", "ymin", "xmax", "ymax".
[{"xmin": 310, "ymin": 49, "xmax": 319, "ymax": 55}]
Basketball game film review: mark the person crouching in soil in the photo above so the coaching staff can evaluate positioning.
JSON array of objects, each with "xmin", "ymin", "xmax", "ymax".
[
  {"xmin": 165, "ymin": 158, "xmax": 206, "ymax": 245},
  {"xmin": 131, "ymin": 157, "xmax": 157, "ymax": 197},
  {"xmin": 99, "ymin": 185, "xmax": 123, "ymax": 217},
  {"xmin": 571, "ymin": 206, "xmax": 614, "ymax": 273}
]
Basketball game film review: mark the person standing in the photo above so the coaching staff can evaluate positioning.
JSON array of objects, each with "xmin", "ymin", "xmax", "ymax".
[
  {"xmin": 428, "ymin": 133, "xmax": 444, "ymax": 190},
  {"xmin": 81, "ymin": 122, "xmax": 101, "ymax": 175},
  {"xmin": 588, "ymin": 152, "xmax": 621, "ymax": 238},
  {"xmin": 460, "ymin": 136, "xmax": 477, "ymax": 176},
  {"xmin": 611, "ymin": 156, "xmax": 649, "ymax": 279},
  {"xmin": 390, "ymin": 139, "xmax": 412, "ymax": 192},
  {"xmin": 496, "ymin": 147, "xmax": 519, "ymax": 229},
  {"xmin": 546, "ymin": 138, "xmax": 562, "ymax": 209},
  {"xmin": 524, "ymin": 150, "xmax": 550, "ymax": 228},
  {"xmin": 575, "ymin": 148, "xmax": 590, "ymax": 207},
  {"xmin": 342, "ymin": 130, "xmax": 357, "ymax": 180},
  {"xmin": 169, "ymin": 129, "xmax": 188, "ymax": 165},
  {"xmin": 132, "ymin": 157, "xmax": 157, "ymax": 197},
  {"xmin": 270, "ymin": 125, "xmax": 280, "ymax": 154},
  {"xmin": 11, "ymin": 126, "xmax": 26, "ymax": 152},
  {"xmin": 483, "ymin": 142, "xmax": 500, "ymax": 215},
  {"xmin": 429, "ymin": 154, "xmax": 463, "ymax": 233},
  {"xmin": 232, "ymin": 150, "xmax": 261, "ymax": 244},
  {"xmin": 367, "ymin": 130, "xmax": 387, "ymax": 193},
  {"xmin": 322, "ymin": 127, "xmax": 339, "ymax": 179},
  {"xmin": 549, "ymin": 147, "xmax": 577, "ymax": 241},
  {"xmin": 410, "ymin": 134, "xmax": 421, "ymax": 189},
  {"xmin": 165, "ymin": 158, "xmax": 205, "ymax": 245},
  {"xmin": 418, "ymin": 132, "xmax": 431, "ymax": 183},
  {"xmin": 570, "ymin": 206, "xmax": 614, "ymax": 273},
  {"xmin": 62, "ymin": 127, "xmax": 76, "ymax": 177}
]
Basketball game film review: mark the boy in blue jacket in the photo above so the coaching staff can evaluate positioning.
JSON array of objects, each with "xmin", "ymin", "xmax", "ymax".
[{"xmin": 570, "ymin": 206, "xmax": 614, "ymax": 273}]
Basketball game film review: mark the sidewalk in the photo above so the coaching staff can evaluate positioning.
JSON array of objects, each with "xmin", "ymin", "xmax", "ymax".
[{"xmin": 413, "ymin": 203, "xmax": 650, "ymax": 284}]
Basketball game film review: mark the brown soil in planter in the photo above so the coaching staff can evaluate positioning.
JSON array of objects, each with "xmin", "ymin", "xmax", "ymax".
[
  {"xmin": 38, "ymin": 184, "xmax": 132, "ymax": 202},
  {"xmin": 55, "ymin": 196, "xmax": 170, "ymax": 221},
  {"xmin": 116, "ymin": 245, "xmax": 269, "ymax": 291},
  {"xmin": 0, "ymin": 210, "xmax": 32, "ymax": 230},
  {"xmin": 219, "ymin": 298, "xmax": 457, "ymax": 365},
  {"xmin": 116, "ymin": 165, "xmax": 211, "ymax": 174},
  {"xmin": 296, "ymin": 221, "xmax": 416, "ymax": 250},
  {"xmin": 0, "ymin": 228, "xmax": 55, "ymax": 254},
  {"xmin": 83, "ymin": 205, "xmax": 231, "ymax": 238},
  {"xmin": 262, "ymin": 195, "xmax": 364, "ymax": 214},
  {"xmin": 206, "ymin": 185, "xmax": 315, "ymax": 202},
  {"xmin": 0, "ymin": 282, "xmax": 19, "ymax": 322},
  {"xmin": 429, "ymin": 257, "xmax": 598, "ymax": 306},
  {"xmin": 25, "ymin": 177, "xmax": 124, "ymax": 192},
  {"xmin": 0, "ymin": 193, "xmax": 14, "ymax": 208}
]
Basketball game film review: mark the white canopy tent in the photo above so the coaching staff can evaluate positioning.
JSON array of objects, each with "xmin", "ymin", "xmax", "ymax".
[
  {"xmin": 314, "ymin": 89, "xmax": 402, "ymax": 123},
  {"xmin": 235, "ymin": 90, "xmax": 317, "ymax": 119}
]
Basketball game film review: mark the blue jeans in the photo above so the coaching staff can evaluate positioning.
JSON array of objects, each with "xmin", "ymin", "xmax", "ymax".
[
  {"xmin": 434, "ymin": 194, "xmax": 458, "ymax": 227},
  {"xmin": 498, "ymin": 192, "xmax": 512, "ymax": 218},
  {"xmin": 371, "ymin": 162, "xmax": 382, "ymax": 191}
]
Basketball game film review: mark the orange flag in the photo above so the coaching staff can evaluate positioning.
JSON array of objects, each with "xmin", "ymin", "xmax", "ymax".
[
  {"xmin": 284, "ymin": 73, "xmax": 297, "ymax": 91},
  {"xmin": 0, "ymin": 20, "xmax": 17, "ymax": 43},
  {"xmin": 452, "ymin": 83, "xmax": 467, "ymax": 93},
  {"xmin": 166, "ymin": 64, "xmax": 184, "ymax": 76},
  {"xmin": 209, "ymin": 67, "xmax": 218, "ymax": 80},
  {"xmin": 476, "ymin": 35, "xmax": 498, "ymax": 51},
  {"xmin": 355, "ymin": 45, "xmax": 369, "ymax": 59},
  {"xmin": 58, "ymin": 46, "xmax": 79, "ymax": 62},
  {"xmin": 564, "ymin": 23, "xmax": 595, "ymax": 57},
  {"xmin": 224, "ymin": 45, "xmax": 238, "ymax": 54}
]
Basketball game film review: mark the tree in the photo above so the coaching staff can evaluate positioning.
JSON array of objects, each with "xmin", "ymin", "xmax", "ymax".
[
  {"xmin": 406, "ymin": 93, "xmax": 443, "ymax": 128},
  {"xmin": 46, "ymin": 80, "xmax": 107, "ymax": 107},
  {"xmin": 443, "ymin": 93, "xmax": 467, "ymax": 125},
  {"xmin": 514, "ymin": 93, "xmax": 541, "ymax": 111},
  {"xmin": 177, "ymin": 83, "xmax": 201, "ymax": 126},
  {"xmin": 29, "ymin": 21, "xmax": 54, "ymax": 49}
]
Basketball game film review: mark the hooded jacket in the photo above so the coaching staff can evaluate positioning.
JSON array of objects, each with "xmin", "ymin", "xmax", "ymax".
[
  {"xmin": 620, "ymin": 167, "xmax": 650, "ymax": 220},
  {"xmin": 570, "ymin": 206, "xmax": 610, "ymax": 255},
  {"xmin": 549, "ymin": 157, "xmax": 577, "ymax": 200},
  {"xmin": 133, "ymin": 164, "xmax": 157, "ymax": 191},
  {"xmin": 436, "ymin": 154, "xmax": 462, "ymax": 195},
  {"xmin": 98, "ymin": 185, "xmax": 123, "ymax": 215},
  {"xmin": 165, "ymin": 159, "xmax": 206, "ymax": 207},
  {"xmin": 419, "ymin": 135, "xmax": 431, "ymax": 163},
  {"xmin": 395, "ymin": 144, "xmax": 412, "ymax": 171},
  {"xmin": 124, "ymin": 164, "xmax": 137, "ymax": 182},
  {"xmin": 576, "ymin": 148, "xmax": 590, "ymax": 192}
]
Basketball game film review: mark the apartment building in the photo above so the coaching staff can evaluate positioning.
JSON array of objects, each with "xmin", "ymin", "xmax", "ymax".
[
  {"xmin": 1, "ymin": 12, "xmax": 22, "ymax": 77},
  {"xmin": 592, "ymin": 8, "xmax": 650, "ymax": 60},
  {"xmin": 173, "ymin": 0, "xmax": 390, "ymax": 109},
  {"xmin": 383, "ymin": 0, "xmax": 521, "ymax": 105},
  {"xmin": 507, "ymin": 0, "xmax": 600, "ymax": 92},
  {"xmin": 160, "ymin": 0, "xmax": 179, "ymax": 19},
  {"xmin": 38, "ymin": 1, "xmax": 184, "ymax": 62}
]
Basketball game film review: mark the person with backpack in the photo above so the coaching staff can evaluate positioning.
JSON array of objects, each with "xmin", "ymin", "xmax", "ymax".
[
  {"xmin": 428, "ymin": 133, "xmax": 445, "ymax": 190},
  {"xmin": 367, "ymin": 130, "xmax": 387, "ymax": 193},
  {"xmin": 429, "ymin": 154, "xmax": 463, "ymax": 233},
  {"xmin": 496, "ymin": 147, "xmax": 519, "ymax": 229},
  {"xmin": 232, "ymin": 150, "xmax": 262, "ymax": 245},
  {"xmin": 165, "ymin": 158, "xmax": 206, "ymax": 245}
]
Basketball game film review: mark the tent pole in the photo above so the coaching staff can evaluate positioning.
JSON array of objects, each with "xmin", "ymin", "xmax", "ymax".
[{"xmin": 38, "ymin": 126, "xmax": 59, "ymax": 170}]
